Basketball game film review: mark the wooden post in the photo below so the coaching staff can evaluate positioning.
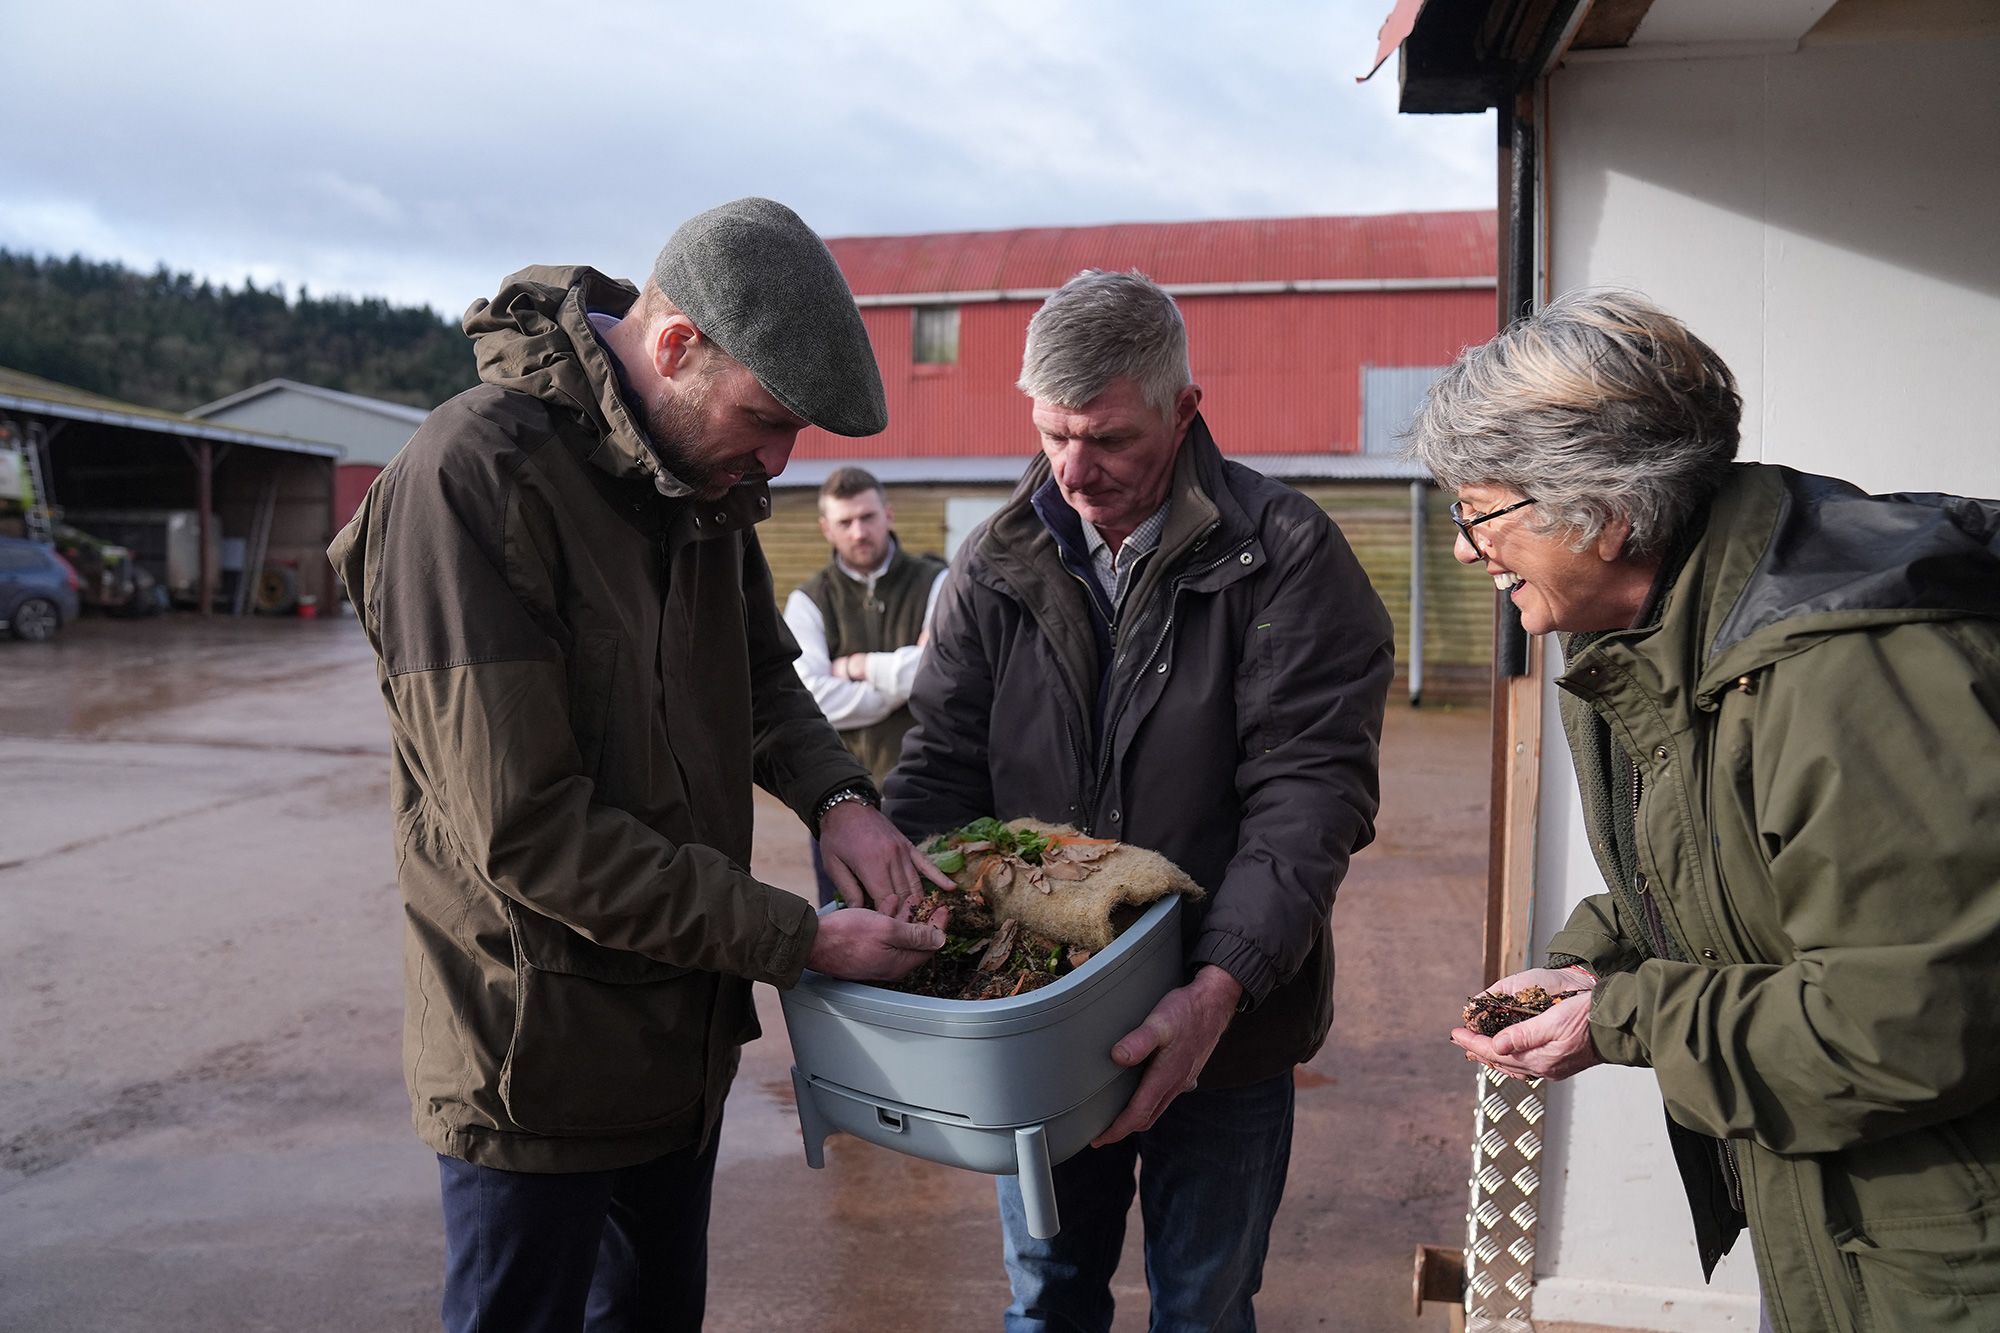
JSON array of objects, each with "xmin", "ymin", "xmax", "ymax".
[
  {"xmin": 324, "ymin": 456, "xmax": 339, "ymax": 609},
  {"xmin": 1482, "ymin": 87, "xmax": 1548, "ymax": 983},
  {"xmin": 196, "ymin": 439, "xmax": 215, "ymax": 617},
  {"xmin": 1485, "ymin": 633, "xmax": 1544, "ymax": 980},
  {"xmin": 1408, "ymin": 481, "xmax": 1427, "ymax": 707}
]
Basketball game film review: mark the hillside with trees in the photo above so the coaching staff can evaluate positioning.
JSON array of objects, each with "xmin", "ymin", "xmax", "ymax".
[{"xmin": 0, "ymin": 250, "xmax": 476, "ymax": 413}]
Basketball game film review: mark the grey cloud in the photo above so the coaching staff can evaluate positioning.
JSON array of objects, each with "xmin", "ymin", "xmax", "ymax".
[{"xmin": 1, "ymin": 0, "xmax": 1492, "ymax": 312}]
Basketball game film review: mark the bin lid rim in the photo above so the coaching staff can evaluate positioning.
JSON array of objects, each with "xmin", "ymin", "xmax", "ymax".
[{"xmin": 790, "ymin": 893, "xmax": 1181, "ymax": 1023}]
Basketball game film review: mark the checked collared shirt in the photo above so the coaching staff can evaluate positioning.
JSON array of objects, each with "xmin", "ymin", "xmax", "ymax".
[{"xmin": 1081, "ymin": 500, "xmax": 1170, "ymax": 618}]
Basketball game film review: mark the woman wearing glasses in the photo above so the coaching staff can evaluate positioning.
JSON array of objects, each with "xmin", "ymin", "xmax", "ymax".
[{"xmin": 1413, "ymin": 289, "xmax": 2000, "ymax": 1333}]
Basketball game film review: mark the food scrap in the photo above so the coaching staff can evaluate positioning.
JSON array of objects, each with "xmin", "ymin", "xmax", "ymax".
[
  {"xmin": 890, "ymin": 817, "xmax": 1119, "ymax": 1001},
  {"xmin": 1460, "ymin": 985, "xmax": 1586, "ymax": 1036}
]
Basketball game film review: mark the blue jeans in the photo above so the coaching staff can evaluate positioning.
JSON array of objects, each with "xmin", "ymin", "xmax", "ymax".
[
  {"xmin": 998, "ymin": 1073, "xmax": 1296, "ymax": 1333},
  {"xmin": 437, "ymin": 1122, "xmax": 721, "ymax": 1333}
]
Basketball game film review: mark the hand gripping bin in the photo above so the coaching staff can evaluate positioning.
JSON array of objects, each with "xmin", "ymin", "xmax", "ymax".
[{"xmin": 780, "ymin": 894, "xmax": 1183, "ymax": 1238}]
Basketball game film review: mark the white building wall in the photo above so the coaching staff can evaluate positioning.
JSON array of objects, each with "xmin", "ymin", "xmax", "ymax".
[
  {"xmin": 202, "ymin": 394, "xmax": 422, "ymax": 466},
  {"xmin": 1527, "ymin": 20, "xmax": 2000, "ymax": 1331}
]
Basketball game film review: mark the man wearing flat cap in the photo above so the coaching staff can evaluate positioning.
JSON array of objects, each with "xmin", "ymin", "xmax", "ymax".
[{"xmin": 331, "ymin": 197, "xmax": 951, "ymax": 1333}]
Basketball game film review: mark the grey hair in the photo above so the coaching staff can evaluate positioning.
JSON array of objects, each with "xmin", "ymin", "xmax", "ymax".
[
  {"xmin": 1406, "ymin": 288, "xmax": 1741, "ymax": 556},
  {"xmin": 1017, "ymin": 269, "xmax": 1191, "ymax": 420}
]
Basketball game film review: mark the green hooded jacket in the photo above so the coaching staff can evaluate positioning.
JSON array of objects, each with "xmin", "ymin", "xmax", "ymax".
[
  {"xmin": 328, "ymin": 266, "xmax": 869, "ymax": 1172},
  {"xmin": 1544, "ymin": 463, "xmax": 2000, "ymax": 1331}
]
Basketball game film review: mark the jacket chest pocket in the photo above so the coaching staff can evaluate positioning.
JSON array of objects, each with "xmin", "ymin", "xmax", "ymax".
[
  {"xmin": 567, "ymin": 629, "xmax": 623, "ymax": 781},
  {"xmin": 1234, "ymin": 613, "xmax": 1289, "ymax": 756},
  {"xmin": 1634, "ymin": 731, "xmax": 1737, "ymax": 960},
  {"xmin": 1700, "ymin": 699, "xmax": 1785, "ymax": 964},
  {"xmin": 656, "ymin": 566, "xmax": 753, "ymax": 848},
  {"xmin": 1243, "ymin": 620, "xmax": 1277, "ymax": 754}
]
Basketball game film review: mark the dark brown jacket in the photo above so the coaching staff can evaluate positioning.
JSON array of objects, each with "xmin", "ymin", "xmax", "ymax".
[
  {"xmin": 885, "ymin": 420, "xmax": 1393, "ymax": 1085},
  {"xmin": 329, "ymin": 265, "xmax": 868, "ymax": 1172}
]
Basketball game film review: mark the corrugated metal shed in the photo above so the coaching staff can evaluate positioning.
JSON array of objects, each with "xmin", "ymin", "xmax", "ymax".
[
  {"xmin": 0, "ymin": 366, "xmax": 342, "ymax": 458},
  {"xmin": 796, "ymin": 212, "xmax": 1496, "ymax": 462},
  {"xmin": 191, "ymin": 378, "xmax": 428, "ymax": 468},
  {"xmin": 187, "ymin": 377, "xmax": 427, "ymax": 531}
]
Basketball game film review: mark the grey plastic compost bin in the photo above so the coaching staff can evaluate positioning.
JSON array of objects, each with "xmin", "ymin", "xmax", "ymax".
[{"xmin": 780, "ymin": 893, "xmax": 1184, "ymax": 1239}]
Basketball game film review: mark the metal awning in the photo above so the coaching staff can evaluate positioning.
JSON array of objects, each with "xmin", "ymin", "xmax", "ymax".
[
  {"xmin": 0, "ymin": 370, "xmax": 343, "ymax": 459},
  {"xmin": 1366, "ymin": 0, "xmax": 1841, "ymax": 107}
]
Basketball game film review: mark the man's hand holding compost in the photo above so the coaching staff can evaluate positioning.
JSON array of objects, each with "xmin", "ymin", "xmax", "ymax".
[{"xmin": 819, "ymin": 798, "xmax": 956, "ymax": 917}]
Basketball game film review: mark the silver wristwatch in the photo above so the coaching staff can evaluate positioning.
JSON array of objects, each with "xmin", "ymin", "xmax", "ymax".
[{"xmin": 812, "ymin": 784, "xmax": 879, "ymax": 834}]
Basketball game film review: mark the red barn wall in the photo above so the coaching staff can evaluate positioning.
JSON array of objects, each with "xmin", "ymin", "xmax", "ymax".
[
  {"xmin": 334, "ymin": 463, "xmax": 383, "ymax": 533},
  {"xmin": 792, "ymin": 286, "xmax": 1494, "ymax": 461}
]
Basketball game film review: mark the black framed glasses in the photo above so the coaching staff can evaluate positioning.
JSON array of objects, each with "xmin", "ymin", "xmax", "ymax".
[{"xmin": 1448, "ymin": 497, "xmax": 1536, "ymax": 554}]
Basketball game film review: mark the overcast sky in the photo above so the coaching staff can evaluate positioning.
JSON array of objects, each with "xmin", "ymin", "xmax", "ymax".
[{"xmin": 3, "ymin": 1, "xmax": 1491, "ymax": 317}]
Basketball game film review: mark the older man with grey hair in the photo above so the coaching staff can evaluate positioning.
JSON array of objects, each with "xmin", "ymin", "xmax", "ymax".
[
  {"xmin": 888, "ymin": 269, "xmax": 1395, "ymax": 1331},
  {"xmin": 331, "ymin": 198, "xmax": 952, "ymax": 1333}
]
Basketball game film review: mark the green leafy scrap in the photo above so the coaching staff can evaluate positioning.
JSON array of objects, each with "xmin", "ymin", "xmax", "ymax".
[{"xmin": 930, "ymin": 816, "xmax": 1052, "ymax": 866}]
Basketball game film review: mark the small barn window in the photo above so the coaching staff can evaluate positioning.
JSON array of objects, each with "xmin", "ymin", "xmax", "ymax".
[
  {"xmin": 1362, "ymin": 366, "xmax": 1447, "ymax": 455},
  {"xmin": 913, "ymin": 306, "xmax": 960, "ymax": 365}
]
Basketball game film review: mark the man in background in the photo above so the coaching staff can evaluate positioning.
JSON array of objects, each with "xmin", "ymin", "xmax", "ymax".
[{"xmin": 785, "ymin": 467, "xmax": 947, "ymax": 904}]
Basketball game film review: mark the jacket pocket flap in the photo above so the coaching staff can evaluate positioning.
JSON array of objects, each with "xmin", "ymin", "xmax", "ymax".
[{"xmin": 507, "ymin": 901, "xmax": 690, "ymax": 984}]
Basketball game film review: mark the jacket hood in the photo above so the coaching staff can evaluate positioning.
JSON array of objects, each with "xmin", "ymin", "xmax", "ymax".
[
  {"xmin": 1558, "ymin": 463, "xmax": 2000, "ymax": 713},
  {"xmin": 1697, "ymin": 465, "xmax": 2000, "ymax": 694},
  {"xmin": 462, "ymin": 265, "xmax": 693, "ymax": 495}
]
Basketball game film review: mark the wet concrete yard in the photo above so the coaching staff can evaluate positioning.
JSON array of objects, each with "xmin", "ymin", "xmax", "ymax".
[{"xmin": 1, "ymin": 615, "xmax": 1489, "ymax": 1331}]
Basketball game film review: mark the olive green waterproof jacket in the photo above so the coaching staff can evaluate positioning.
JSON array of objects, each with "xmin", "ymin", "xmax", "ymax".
[
  {"xmin": 329, "ymin": 266, "xmax": 868, "ymax": 1172},
  {"xmin": 1545, "ymin": 463, "xmax": 2000, "ymax": 1331}
]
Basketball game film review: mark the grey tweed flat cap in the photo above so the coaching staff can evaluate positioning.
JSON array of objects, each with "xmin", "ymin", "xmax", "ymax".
[{"xmin": 652, "ymin": 197, "xmax": 886, "ymax": 438}]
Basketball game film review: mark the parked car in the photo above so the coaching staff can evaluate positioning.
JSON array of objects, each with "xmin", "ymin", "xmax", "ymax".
[{"xmin": 0, "ymin": 536, "xmax": 81, "ymax": 641}]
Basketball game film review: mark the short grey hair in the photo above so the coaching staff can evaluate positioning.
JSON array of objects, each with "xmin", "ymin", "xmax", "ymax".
[
  {"xmin": 1407, "ymin": 288, "xmax": 1741, "ymax": 556},
  {"xmin": 1017, "ymin": 269, "xmax": 1191, "ymax": 420}
]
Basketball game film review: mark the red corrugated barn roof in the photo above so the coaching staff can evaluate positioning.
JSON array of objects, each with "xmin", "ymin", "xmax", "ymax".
[{"xmin": 828, "ymin": 210, "xmax": 1495, "ymax": 295}]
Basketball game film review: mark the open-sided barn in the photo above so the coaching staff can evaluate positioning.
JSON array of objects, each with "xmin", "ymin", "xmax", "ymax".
[{"xmin": 1, "ymin": 366, "xmax": 337, "ymax": 614}]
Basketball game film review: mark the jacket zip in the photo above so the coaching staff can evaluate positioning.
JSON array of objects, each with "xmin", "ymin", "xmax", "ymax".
[
  {"xmin": 1087, "ymin": 529, "xmax": 1242, "ymax": 818},
  {"xmin": 1059, "ymin": 712, "xmax": 1092, "ymax": 833},
  {"xmin": 1631, "ymin": 762, "xmax": 1673, "ymax": 958},
  {"xmin": 1717, "ymin": 1138, "xmax": 1746, "ymax": 1214},
  {"xmin": 1053, "ymin": 562, "xmax": 1108, "ymax": 828},
  {"xmin": 1638, "ymin": 874, "xmax": 1671, "ymax": 960}
]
